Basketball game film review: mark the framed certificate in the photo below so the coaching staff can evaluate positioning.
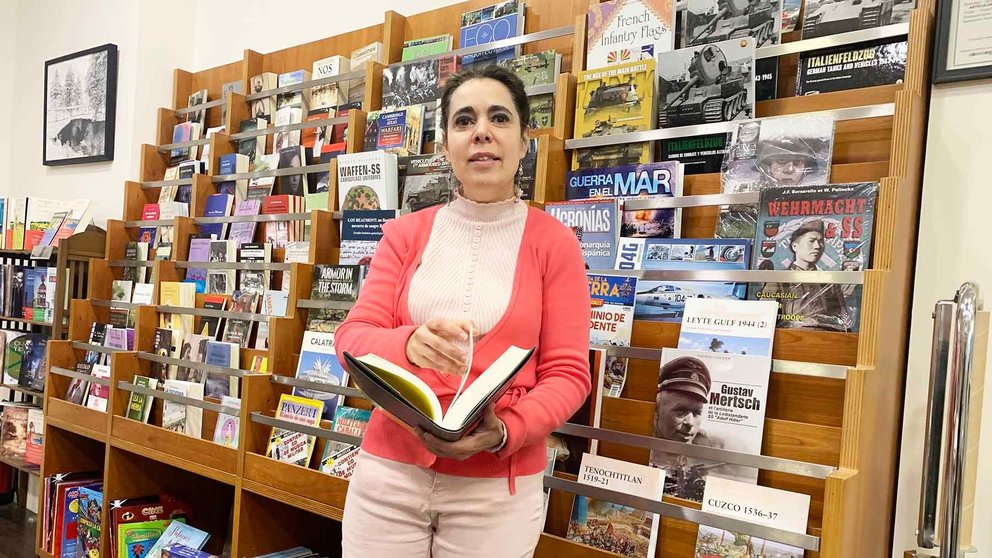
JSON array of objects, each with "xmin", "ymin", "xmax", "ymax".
[{"xmin": 934, "ymin": 0, "xmax": 992, "ymax": 83}]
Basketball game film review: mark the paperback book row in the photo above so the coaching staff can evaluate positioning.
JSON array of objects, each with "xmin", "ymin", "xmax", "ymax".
[
  {"xmin": 262, "ymin": 263, "xmax": 367, "ymax": 477},
  {"xmin": 0, "ymin": 402, "xmax": 43, "ymax": 465},
  {"xmin": 575, "ymin": 0, "xmax": 907, "ymax": 173},
  {"xmin": 43, "ymin": 473, "xmax": 218, "ymax": 558},
  {"xmin": 63, "ymin": 318, "xmax": 247, "ymax": 445},
  {"xmin": 551, "ymin": 113, "xmax": 877, "ymax": 333},
  {"xmin": 556, "ymin": 298, "xmax": 812, "ymax": 558},
  {"xmin": 0, "ymin": 263, "xmax": 58, "ymax": 323},
  {"xmin": 0, "ymin": 197, "xmax": 93, "ymax": 252}
]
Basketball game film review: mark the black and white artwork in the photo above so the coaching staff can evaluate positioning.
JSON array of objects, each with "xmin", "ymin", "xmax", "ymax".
[{"xmin": 43, "ymin": 43, "xmax": 118, "ymax": 166}]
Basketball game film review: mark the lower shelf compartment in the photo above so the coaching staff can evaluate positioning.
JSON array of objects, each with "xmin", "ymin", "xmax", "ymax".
[
  {"xmin": 110, "ymin": 416, "xmax": 238, "ymax": 485},
  {"xmin": 242, "ymin": 452, "xmax": 349, "ymax": 520},
  {"xmin": 46, "ymin": 398, "xmax": 109, "ymax": 441}
]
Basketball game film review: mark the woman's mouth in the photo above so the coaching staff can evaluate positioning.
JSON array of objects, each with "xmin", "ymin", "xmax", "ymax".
[{"xmin": 469, "ymin": 152, "xmax": 500, "ymax": 165}]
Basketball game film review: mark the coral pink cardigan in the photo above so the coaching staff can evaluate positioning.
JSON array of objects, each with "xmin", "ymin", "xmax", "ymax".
[{"xmin": 334, "ymin": 204, "xmax": 591, "ymax": 491}]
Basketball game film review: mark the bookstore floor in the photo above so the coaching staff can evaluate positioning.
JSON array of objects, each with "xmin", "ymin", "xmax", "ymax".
[{"xmin": 0, "ymin": 503, "xmax": 36, "ymax": 558}]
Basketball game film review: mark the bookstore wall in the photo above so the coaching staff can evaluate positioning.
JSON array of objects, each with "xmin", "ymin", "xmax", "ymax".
[
  {"xmin": 891, "ymin": 83, "xmax": 992, "ymax": 553},
  {"xmin": 0, "ymin": 0, "xmax": 955, "ymax": 556}
]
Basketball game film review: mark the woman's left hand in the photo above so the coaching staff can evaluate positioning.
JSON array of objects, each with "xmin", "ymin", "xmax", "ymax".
[{"xmin": 417, "ymin": 406, "xmax": 505, "ymax": 461}]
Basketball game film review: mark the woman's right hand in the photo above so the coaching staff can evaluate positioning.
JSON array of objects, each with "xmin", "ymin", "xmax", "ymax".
[{"xmin": 405, "ymin": 318, "xmax": 474, "ymax": 375}]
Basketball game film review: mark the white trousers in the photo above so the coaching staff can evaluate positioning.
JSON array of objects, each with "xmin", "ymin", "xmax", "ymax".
[{"xmin": 341, "ymin": 452, "xmax": 545, "ymax": 558}]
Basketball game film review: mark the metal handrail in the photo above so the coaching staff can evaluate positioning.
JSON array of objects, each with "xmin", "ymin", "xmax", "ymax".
[
  {"xmin": 918, "ymin": 300, "xmax": 955, "ymax": 548},
  {"xmin": 941, "ymin": 283, "xmax": 981, "ymax": 558}
]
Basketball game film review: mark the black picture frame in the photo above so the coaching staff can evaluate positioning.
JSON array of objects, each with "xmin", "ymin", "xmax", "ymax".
[
  {"xmin": 933, "ymin": 0, "xmax": 992, "ymax": 84},
  {"xmin": 43, "ymin": 43, "xmax": 119, "ymax": 166}
]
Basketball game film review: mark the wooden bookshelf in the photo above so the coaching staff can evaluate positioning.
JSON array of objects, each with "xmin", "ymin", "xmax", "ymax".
[{"xmin": 35, "ymin": 0, "xmax": 937, "ymax": 556}]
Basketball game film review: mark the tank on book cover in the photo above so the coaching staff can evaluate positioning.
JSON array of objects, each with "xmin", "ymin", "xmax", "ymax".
[{"xmin": 658, "ymin": 38, "xmax": 755, "ymax": 129}]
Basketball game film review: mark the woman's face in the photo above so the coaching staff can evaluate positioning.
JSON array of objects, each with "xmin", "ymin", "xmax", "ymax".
[{"xmin": 442, "ymin": 78, "xmax": 528, "ymax": 202}]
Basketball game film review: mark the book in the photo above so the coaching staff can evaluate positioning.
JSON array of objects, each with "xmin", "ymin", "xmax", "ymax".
[
  {"xmin": 718, "ymin": 114, "xmax": 836, "ymax": 238},
  {"xmin": 25, "ymin": 407, "xmax": 43, "ymax": 465},
  {"xmin": 545, "ymin": 199, "xmax": 620, "ymax": 270},
  {"xmin": 19, "ymin": 332, "xmax": 48, "ymax": 391},
  {"xmin": 586, "ymin": 0, "xmax": 676, "ymax": 68},
  {"xmin": 293, "ymin": 331, "xmax": 349, "ymax": 421},
  {"xmin": 186, "ymin": 88, "xmax": 208, "ymax": 126},
  {"xmin": 206, "ymin": 240, "xmax": 237, "ymax": 295},
  {"xmin": 276, "ymin": 145, "xmax": 307, "ymax": 196},
  {"xmin": 617, "ymin": 237, "xmax": 750, "ymax": 272},
  {"xmin": 237, "ymin": 242, "xmax": 271, "ymax": 296},
  {"xmin": 5, "ymin": 198, "xmax": 26, "ymax": 250},
  {"xmin": 144, "ymin": 517, "xmax": 210, "ymax": 558},
  {"xmin": 337, "ymin": 151, "xmax": 400, "ymax": 210},
  {"xmin": 266, "ymin": 394, "xmax": 324, "ymax": 467},
  {"xmin": 566, "ymin": 452, "xmax": 666, "ymax": 558},
  {"xmin": 401, "ymin": 34, "xmax": 452, "ymax": 61},
  {"xmin": 204, "ymin": 341, "xmax": 239, "ymax": 399},
  {"xmin": 682, "ymin": 0, "xmax": 781, "ymax": 48},
  {"xmin": 750, "ymin": 182, "xmax": 878, "ymax": 332},
  {"xmin": 254, "ymin": 289, "xmax": 288, "ymax": 350},
  {"xmin": 648, "ymin": 347, "xmax": 771, "ymax": 501},
  {"xmin": 311, "ymin": 55, "xmax": 351, "ymax": 110},
  {"xmin": 658, "ymin": 38, "xmax": 754, "ymax": 129},
  {"xmin": 3, "ymin": 331, "xmax": 29, "ymax": 385},
  {"xmin": 802, "ymin": 0, "xmax": 914, "ymax": 39},
  {"xmin": 305, "ymin": 265, "xmax": 360, "ymax": 333},
  {"xmin": 498, "ymin": 50, "xmax": 561, "ymax": 87},
  {"xmin": 118, "ymin": 519, "xmax": 178, "ymax": 558},
  {"xmin": 459, "ymin": 1, "xmax": 525, "ymax": 67},
  {"xmin": 197, "ymin": 296, "xmax": 227, "ymax": 339},
  {"xmin": 277, "ymin": 69, "xmax": 311, "ymax": 113},
  {"xmin": 588, "ymin": 273, "xmax": 637, "ymax": 346},
  {"xmin": 678, "ymin": 298, "xmax": 778, "ymax": 356},
  {"xmin": 364, "ymin": 106, "xmax": 425, "ymax": 156},
  {"xmin": 238, "ymin": 117, "xmax": 269, "ymax": 169},
  {"xmin": 0, "ymin": 405, "xmax": 29, "ymax": 458},
  {"xmin": 229, "ymin": 199, "xmax": 262, "ymax": 248},
  {"xmin": 319, "ymin": 406, "xmax": 371, "ymax": 478},
  {"xmin": 185, "ymin": 238, "xmax": 212, "ymax": 294},
  {"xmin": 695, "ymin": 476, "xmax": 810, "ymax": 557},
  {"xmin": 201, "ymin": 192, "xmax": 234, "ymax": 242},
  {"xmin": 158, "ymin": 282, "xmax": 196, "ymax": 334},
  {"xmin": 249, "ymin": 72, "xmax": 278, "ymax": 119},
  {"xmin": 162, "ymin": 380, "xmax": 204, "ymax": 438},
  {"xmin": 176, "ymin": 333, "xmax": 212, "ymax": 384},
  {"xmin": 400, "ymin": 153, "xmax": 456, "ymax": 212},
  {"xmin": 342, "ymin": 344, "xmax": 535, "ymax": 441},
  {"xmin": 796, "ymin": 37, "xmax": 908, "ymax": 96},
  {"xmin": 162, "ymin": 544, "xmax": 219, "ymax": 558},
  {"xmin": 222, "ymin": 290, "xmax": 258, "ymax": 348},
  {"xmin": 573, "ymin": 59, "xmax": 656, "ymax": 170},
  {"xmin": 339, "ymin": 210, "xmax": 396, "ymax": 270},
  {"xmin": 84, "ymin": 365, "xmax": 111, "ymax": 412},
  {"xmin": 566, "ymin": 497, "xmax": 658, "ymax": 558},
  {"xmin": 75, "ymin": 486, "xmax": 103, "ymax": 558},
  {"xmin": 566, "ymin": 161, "xmax": 683, "ymax": 239},
  {"xmin": 65, "ymin": 362, "xmax": 91, "ymax": 405},
  {"xmin": 127, "ymin": 376, "xmax": 158, "ymax": 423},
  {"xmin": 212, "ymin": 396, "xmax": 241, "ymax": 448}
]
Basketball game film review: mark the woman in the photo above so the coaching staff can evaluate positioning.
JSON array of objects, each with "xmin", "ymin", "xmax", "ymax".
[{"xmin": 335, "ymin": 65, "xmax": 591, "ymax": 558}]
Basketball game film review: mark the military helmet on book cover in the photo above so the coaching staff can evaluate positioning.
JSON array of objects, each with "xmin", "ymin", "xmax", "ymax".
[
  {"xmin": 788, "ymin": 217, "xmax": 826, "ymax": 243},
  {"xmin": 757, "ymin": 135, "xmax": 820, "ymax": 172},
  {"xmin": 658, "ymin": 356, "xmax": 711, "ymax": 401}
]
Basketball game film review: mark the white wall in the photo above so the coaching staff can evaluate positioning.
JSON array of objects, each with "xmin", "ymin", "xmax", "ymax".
[
  {"xmin": 892, "ymin": 79, "xmax": 992, "ymax": 556},
  {"xmin": 0, "ymin": 0, "xmax": 20, "ymax": 198},
  {"xmin": 4, "ymin": 0, "xmax": 195, "ymax": 228}
]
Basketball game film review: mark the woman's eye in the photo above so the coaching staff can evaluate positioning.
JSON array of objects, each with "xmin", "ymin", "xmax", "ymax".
[
  {"xmin": 454, "ymin": 116, "xmax": 473, "ymax": 127},
  {"xmin": 492, "ymin": 113, "xmax": 510, "ymax": 124}
]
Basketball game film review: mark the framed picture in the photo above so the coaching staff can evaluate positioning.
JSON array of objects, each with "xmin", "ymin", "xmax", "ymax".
[
  {"xmin": 43, "ymin": 43, "xmax": 119, "ymax": 165},
  {"xmin": 933, "ymin": 0, "xmax": 992, "ymax": 84}
]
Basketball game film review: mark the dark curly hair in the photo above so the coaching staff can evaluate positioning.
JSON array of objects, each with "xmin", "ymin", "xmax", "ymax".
[{"xmin": 439, "ymin": 64, "xmax": 530, "ymax": 142}]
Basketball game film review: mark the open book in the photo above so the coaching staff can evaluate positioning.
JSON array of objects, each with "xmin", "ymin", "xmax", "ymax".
[{"xmin": 342, "ymin": 345, "xmax": 534, "ymax": 442}]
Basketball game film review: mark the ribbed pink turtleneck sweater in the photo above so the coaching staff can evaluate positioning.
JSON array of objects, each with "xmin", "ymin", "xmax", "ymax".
[{"xmin": 408, "ymin": 193, "xmax": 528, "ymax": 334}]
